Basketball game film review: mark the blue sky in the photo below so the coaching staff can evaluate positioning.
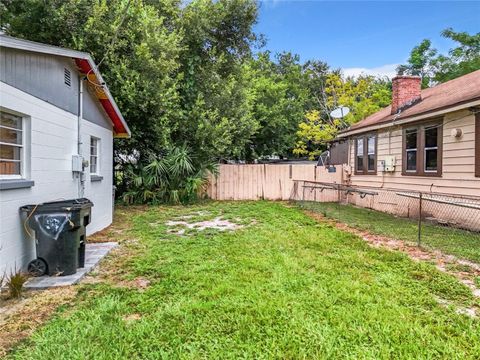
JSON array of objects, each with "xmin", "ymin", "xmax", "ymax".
[{"xmin": 254, "ymin": 1, "xmax": 480, "ymax": 77}]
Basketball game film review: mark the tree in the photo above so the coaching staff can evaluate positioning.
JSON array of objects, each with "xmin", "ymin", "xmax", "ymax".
[
  {"xmin": 294, "ymin": 73, "xmax": 391, "ymax": 159},
  {"xmin": 396, "ymin": 39, "xmax": 437, "ymax": 88},
  {"xmin": 397, "ymin": 28, "xmax": 480, "ymax": 87},
  {"xmin": 244, "ymin": 51, "xmax": 308, "ymax": 160},
  {"xmin": 2, "ymin": 0, "xmax": 183, "ymax": 163},
  {"xmin": 171, "ymin": 0, "xmax": 261, "ymax": 161},
  {"xmin": 431, "ymin": 28, "xmax": 480, "ymax": 83}
]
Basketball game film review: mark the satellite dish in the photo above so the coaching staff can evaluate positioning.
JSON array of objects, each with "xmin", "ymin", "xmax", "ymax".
[{"xmin": 330, "ymin": 106, "xmax": 350, "ymax": 119}]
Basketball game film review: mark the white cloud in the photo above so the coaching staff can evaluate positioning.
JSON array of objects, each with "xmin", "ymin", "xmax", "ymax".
[{"xmin": 342, "ymin": 64, "xmax": 399, "ymax": 79}]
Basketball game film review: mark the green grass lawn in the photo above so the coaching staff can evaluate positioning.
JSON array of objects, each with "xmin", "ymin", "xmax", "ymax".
[
  {"xmin": 300, "ymin": 201, "xmax": 480, "ymax": 264},
  {"xmin": 9, "ymin": 202, "xmax": 480, "ymax": 359}
]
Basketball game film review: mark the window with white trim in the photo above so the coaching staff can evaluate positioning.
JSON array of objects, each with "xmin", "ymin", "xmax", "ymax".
[
  {"xmin": 0, "ymin": 111, "xmax": 23, "ymax": 178},
  {"xmin": 90, "ymin": 137, "xmax": 100, "ymax": 175}
]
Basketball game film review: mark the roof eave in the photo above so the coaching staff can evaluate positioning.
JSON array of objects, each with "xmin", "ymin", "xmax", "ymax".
[
  {"xmin": 74, "ymin": 57, "xmax": 131, "ymax": 138},
  {"xmin": 338, "ymin": 97, "xmax": 480, "ymax": 138},
  {"xmin": 0, "ymin": 34, "xmax": 131, "ymax": 138}
]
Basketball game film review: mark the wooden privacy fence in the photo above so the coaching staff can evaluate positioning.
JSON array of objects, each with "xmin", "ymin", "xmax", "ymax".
[{"xmin": 207, "ymin": 164, "xmax": 343, "ymax": 200}]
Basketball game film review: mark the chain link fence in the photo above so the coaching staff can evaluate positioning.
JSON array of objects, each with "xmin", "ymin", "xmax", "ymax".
[{"xmin": 290, "ymin": 180, "xmax": 480, "ymax": 263}]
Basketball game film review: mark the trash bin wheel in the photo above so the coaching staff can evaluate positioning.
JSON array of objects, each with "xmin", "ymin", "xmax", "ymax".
[{"xmin": 28, "ymin": 258, "xmax": 47, "ymax": 277}]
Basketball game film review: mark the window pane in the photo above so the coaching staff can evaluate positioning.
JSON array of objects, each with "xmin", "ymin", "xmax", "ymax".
[
  {"xmin": 356, "ymin": 138, "xmax": 363, "ymax": 154},
  {"xmin": 0, "ymin": 112, "xmax": 22, "ymax": 129},
  {"xmin": 90, "ymin": 137, "xmax": 99, "ymax": 174},
  {"xmin": 90, "ymin": 138, "xmax": 97, "ymax": 155},
  {"xmin": 425, "ymin": 126, "xmax": 438, "ymax": 148},
  {"xmin": 356, "ymin": 156, "xmax": 364, "ymax": 171},
  {"xmin": 0, "ymin": 160, "xmax": 20, "ymax": 175},
  {"xmin": 425, "ymin": 149, "xmax": 437, "ymax": 171},
  {"xmin": 406, "ymin": 150, "xmax": 417, "ymax": 171},
  {"xmin": 368, "ymin": 136, "xmax": 375, "ymax": 154},
  {"xmin": 0, "ymin": 112, "xmax": 22, "ymax": 176},
  {"xmin": 90, "ymin": 156, "xmax": 97, "ymax": 174},
  {"xmin": 0, "ymin": 127, "xmax": 22, "ymax": 145},
  {"xmin": 368, "ymin": 155, "xmax": 375, "ymax": 171},
  {"xmin": 0, "ymin": 144, "xmax": 20, "ymax": 160},
  {"xmin": 406, "ymin": 129, "xmax": 417, "ymax": 149}
]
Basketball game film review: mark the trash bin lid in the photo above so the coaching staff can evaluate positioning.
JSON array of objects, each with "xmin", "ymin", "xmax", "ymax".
[{"xmin": 20, "ymin": 198, "xmax": 93, "ymax": 214}]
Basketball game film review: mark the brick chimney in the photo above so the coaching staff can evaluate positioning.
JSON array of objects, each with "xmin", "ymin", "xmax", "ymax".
[{"xmin": 391, "ymin": 75, "xmax": 421, "ymax": 114}]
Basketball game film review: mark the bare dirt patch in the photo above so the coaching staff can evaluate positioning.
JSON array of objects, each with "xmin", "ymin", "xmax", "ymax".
[
  {"xmin": 122, "ymin": 313, "xmax": 142, "ymax": 323},
  {"xmin": 305, "ymin": 210, "xmax": 480, "ymax": 316},
  {"xmin": 128, "ymin": 277, "xmax": 151, "ymax": 291},
  {"xmin": 0, "ymin": 287, "xmax": 77, "ymax": 356},
  {"xmin": 166, "ymin": 216, "xmax": 243, "ymax": 233}
]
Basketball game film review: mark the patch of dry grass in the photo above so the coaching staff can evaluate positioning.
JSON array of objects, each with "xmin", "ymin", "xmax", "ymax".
[
  {"xmin": 0, "ymin": 287, "xmax": 77, "ymax": 356},
  {"xmin": 0, "ymin": 205, "xmax": 141, "ymax": 355}
]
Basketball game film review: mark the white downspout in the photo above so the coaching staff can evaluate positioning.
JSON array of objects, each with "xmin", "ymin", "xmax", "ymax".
[{"xmin": 78, "ymin": 76, "xmax": 85, "ymax": 198}]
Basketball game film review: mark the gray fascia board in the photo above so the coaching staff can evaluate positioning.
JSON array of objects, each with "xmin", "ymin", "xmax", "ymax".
[{"xmin": 0, "ymin": 34, "xmax": 90, "ymax": 60}]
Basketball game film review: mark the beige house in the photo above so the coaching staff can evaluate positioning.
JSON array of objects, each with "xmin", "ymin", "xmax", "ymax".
[{"xmin": 337, "ymin": 70, "xmax": 480, "ymax": 197}]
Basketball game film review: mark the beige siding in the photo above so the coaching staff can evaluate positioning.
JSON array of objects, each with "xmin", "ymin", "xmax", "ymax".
[{"xmin": 347, "ymin": 109, "xmax": 480, "ymax": 196}]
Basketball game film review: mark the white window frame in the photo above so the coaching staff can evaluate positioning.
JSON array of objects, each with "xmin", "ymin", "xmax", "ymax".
[
  {"xmin": 90, "ymin": 136, "xmax": 100, "ymax": 175},
  {"xmin": 0, "ymin": 111, "xmax": 24, "ymax": 180}
]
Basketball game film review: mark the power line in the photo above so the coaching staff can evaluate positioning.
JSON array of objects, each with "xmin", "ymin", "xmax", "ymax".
[{"xmin": 85, "ymin": 0, "xmax": 133, "ymax": 89}]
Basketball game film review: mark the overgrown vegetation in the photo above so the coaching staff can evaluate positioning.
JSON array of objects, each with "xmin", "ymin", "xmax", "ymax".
[
  {"xmin": 119, "ymin": 146, "xmax": 218, "ymax": 205},
  {"xmin": 1, "ymin": 1, "xmax": 477, "ymax": 201},
  {"xmin": 0, "ymin": 0, "xmax": 391, "ymax": 164},
  {"xmin": 6, "ymin": 202, "xmax": 480, "ymax": 358}
]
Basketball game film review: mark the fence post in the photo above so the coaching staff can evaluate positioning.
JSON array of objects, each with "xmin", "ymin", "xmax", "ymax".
[{"xmin": 417, "ymin": 192, "xmax": 423, "ymax": 246}]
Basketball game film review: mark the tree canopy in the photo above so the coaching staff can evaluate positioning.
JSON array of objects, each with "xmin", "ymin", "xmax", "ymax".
[
  {"xmin": 397, "ymin": 28, "xmax": 480, "ymax": 87},
  {"xmin": 1, "ymin": 1, "xmax": 476, "ymax": 167}
]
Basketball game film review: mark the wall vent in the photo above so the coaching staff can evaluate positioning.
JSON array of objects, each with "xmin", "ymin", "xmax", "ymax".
[{"xmin": 64, "ymin": 68, "xmax": 72, "ymax": 87}]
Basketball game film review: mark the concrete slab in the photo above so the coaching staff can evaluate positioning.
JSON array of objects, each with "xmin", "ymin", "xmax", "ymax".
[{"xmin": 25, "ymin": 242, "xmax": 118, "ymax": 290}]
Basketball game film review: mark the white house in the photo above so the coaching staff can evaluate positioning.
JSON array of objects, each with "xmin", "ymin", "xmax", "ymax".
[{"xmin": 0, "ymin": 35, "xmax": 131, "ymax": 275}]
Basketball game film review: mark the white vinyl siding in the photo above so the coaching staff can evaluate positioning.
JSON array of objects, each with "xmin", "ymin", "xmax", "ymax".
[{"xmin": 348, "ymin": 109, "xmax": 480, "ymax": 195}]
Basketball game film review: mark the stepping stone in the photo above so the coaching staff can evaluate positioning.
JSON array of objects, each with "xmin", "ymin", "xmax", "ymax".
[{"xmin": 24, "ymin": 242, "xmax": 118, "ymax": 290}]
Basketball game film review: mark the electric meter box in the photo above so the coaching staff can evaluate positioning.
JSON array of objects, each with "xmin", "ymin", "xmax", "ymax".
[
  {"xmin": 380, "ymin": 156, "xmax": 396, "ymax": 172},
  {"xmin": 72, "ymin": 155, "xmax": 83, "ymax": 172}
]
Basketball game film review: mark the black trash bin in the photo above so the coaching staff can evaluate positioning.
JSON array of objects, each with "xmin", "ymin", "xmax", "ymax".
[{"xmin": 20, "ymin": 198, "xmax": 93, "ymax": 276}]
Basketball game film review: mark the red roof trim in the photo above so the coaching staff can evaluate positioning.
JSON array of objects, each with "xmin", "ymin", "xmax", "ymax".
[{"xmin": 74, "ymin": 58, "xmax": 128, "ymax": 136}]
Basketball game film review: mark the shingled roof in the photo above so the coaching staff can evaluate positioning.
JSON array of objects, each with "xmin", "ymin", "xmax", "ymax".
[{"xmin": 343, "ymin": 69, "xmax": 480, "ymax": 134}]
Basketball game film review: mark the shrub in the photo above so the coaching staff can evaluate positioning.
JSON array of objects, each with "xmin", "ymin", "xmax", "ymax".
[
  {"xmin": 7, "ymin": 270, "xmax": 28, "ymax": 299},
  {"xmin": 120, "ymin": 146, "xmax": 218, "ymax": 205}
]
